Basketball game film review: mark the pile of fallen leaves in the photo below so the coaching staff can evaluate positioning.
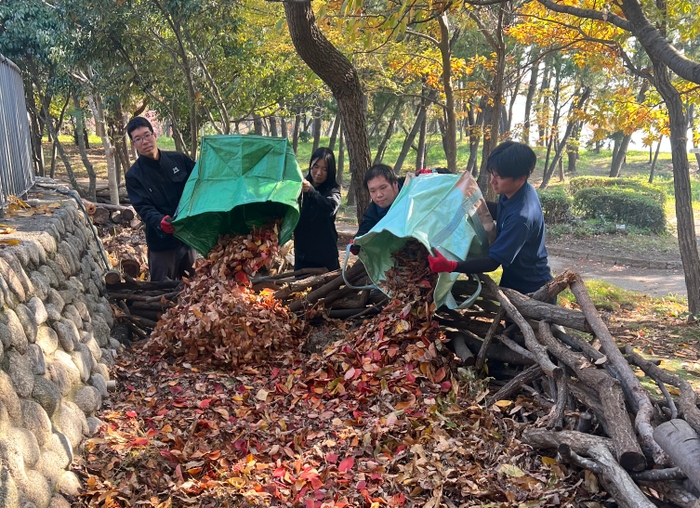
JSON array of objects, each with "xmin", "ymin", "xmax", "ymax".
[
  {"xmin": 76, "ymin": 240, "xmax": 610, "ymax": 507},
  {"xmin": 147, "ymin": 225, "xmax": 301, "ymax": 367}
]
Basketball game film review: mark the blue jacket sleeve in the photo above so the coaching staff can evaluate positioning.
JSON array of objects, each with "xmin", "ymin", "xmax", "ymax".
[{"xmin": 489, "ymin": 216, "xmax": 531, "ymax": 268}]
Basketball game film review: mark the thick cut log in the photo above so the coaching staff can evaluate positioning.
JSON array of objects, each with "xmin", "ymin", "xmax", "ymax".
[
  {"xmin": 476, "ymin": 308, "xmax": 504, "ymax": 371},
  {"xmin": 625, "ymin": 346, "xmax": 700, "ymax": 435},
  {"xmin": 130, "ymin": 301, "xmax": 174, "ymax": 311},
  {"xmin": 452, "ymin": 277, "xmax": 590, "ymax": 332},
  {"xmin": 113, "ymin": 276, "xmax": 183, "ymax": 290},
  {"xmin": 568, "ymin": 379, "xmax": 611, "ymax": 436},
  {"xmin": 653, "ymin": 420, "xmax": 700, "ymax": 493},
  {"xmin": 522, "ymin": 429, "xmax": 656, "ymax": 508},
  {"xmin": 121, "ymin": 259, "xmax": 141, "ymax": 278},
  {"xmin": 538, "ymin": 322, "xmax": 645, "ymax": 471},
  {"xmin": 481, "ymin": 275, "xmax": 561, "ymax": 379},
  {"xmin": 288, "ymin": 262, "xmax": 366, "ymax": 312},
  {"xmin": 486, "ymin": 365, "xmax": 543, "ymax": 406},
  {"xmin": 105, "ymin": 270, "xmax": 122, "ymax": 285},
  {"xmin": 450, "ymin": 333, "xmax": 475, "ymax": 365},
  {"xmin": 92, "ymin": 207, "xmax": 110, "ymax": 225},
  {"xmin": 254, "ymin": 267, "xmax": 328, "ymax": 283},
  {"xmin": 274, "ymin": 270, "xmax": 340, "ymax": 300},
  {"xmin": 530, "ymin": 270, "xmax": 578, "ymax": 301},
  {"xmin": 569, "ymin": 274, "xmax": 669, "ymax": 466},
  {"xmin": 445, "ymin": 330, "xmax": 534, "ymax": 365},
  {"xmin": 638, "ymin": 480, "xmax": 698, "ymax": 508},
  {"xmin": 81, "ymin": 199, "xmax": 97, "ymax": 214}
]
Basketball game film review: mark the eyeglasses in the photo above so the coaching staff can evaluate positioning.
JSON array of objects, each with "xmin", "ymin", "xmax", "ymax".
[{"xmin": 132, "ymin": 132, "xmax": 153, "ymax": 145}]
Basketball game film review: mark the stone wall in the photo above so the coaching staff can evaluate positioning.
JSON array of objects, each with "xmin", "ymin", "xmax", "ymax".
[{"xmin": 0, "ymin": 189, "xmax": 117, "ymax": 508}]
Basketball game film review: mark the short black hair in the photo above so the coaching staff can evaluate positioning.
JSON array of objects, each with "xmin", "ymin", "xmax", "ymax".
[
  {"xmin": 486, "ymin": 141, "xmax": 536, "ymax": 179},
  {"xmin": 364, "ymin": 164, "xmax": 397, "ymax": 189},
  {"xmin": 308, "ymin": 147, "xmax": 339, "ymax": 190},
  {"xmin": 126, "ymin": 117, "xmax": 154, "ymax": 140}
]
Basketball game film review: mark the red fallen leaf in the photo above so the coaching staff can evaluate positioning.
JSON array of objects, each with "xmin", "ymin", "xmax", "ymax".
[
  {"xmin": 273, "ymin": 467, "xmax": 287, "ymax": 478},
  {"xmin": 338, "ymin": 456, "xmax": 354, "ymax": 473},
  {"xmin": 433, "ymin": 367, "xmax": 446, "ymax": 383},
  {"xmin": 325, "ymin": 452, "xmax": 338, "ymax": 464},
  {"xmin": 405, "ymin": 372, "xmax": 416, "ymax": 383},
  {"xmin": 156, "ymin": 409, "xmax": 169, "ymax": 416},
  {"xmin": 129, "ymin": 438, "xmax": 149, "ymax": 446},
  {"xmin": 235, "ymin": 271, "xmax": 249, "ymax": 285},
  {"xmin": 310, "ymin": 476, "xmax": 323, "ymax": 490},
  {"xmin": 170, "ymin": 386, "xmax": 183, "ymax": 395},
  {"xmin": 126, "ymin": 411, "xmax": 137, "ymax": 418},
  {"xmin": 441, "ymin": 381, "xmax": 452, "ymax": 392},
  {"xmin": 271, "ymin": 367, "xmax": 280, "ymax": 379},
  {"xmin": 126, "ymin": 384, "xmax": 135, "ymax": 391},
  {"xmin": 199, "ymin": 399, "xmax": 211, "ymax": 409},
  {"xmin": 356, "ymin": 480, "xmax": 367, "ymax": 489}
]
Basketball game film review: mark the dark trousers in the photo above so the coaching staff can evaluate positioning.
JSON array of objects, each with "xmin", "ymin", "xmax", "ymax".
[{"xmin": 148, "ymin": 242, "xmax": 196, "ymax": 281}]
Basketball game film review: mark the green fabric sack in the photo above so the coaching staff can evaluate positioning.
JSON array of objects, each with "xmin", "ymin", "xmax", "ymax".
[
  {"xmin": 354, "ymin": 172, "xmax": 496, "ymax": 309},
  {"xmin": 173, "ymin": 135, "xmax": 303, "ymax": 256}
]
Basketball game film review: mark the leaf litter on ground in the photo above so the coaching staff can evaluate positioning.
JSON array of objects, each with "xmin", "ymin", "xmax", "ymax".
[{"xmin": 75, "ymin": 235, "xmax": 614, "ymax": 507}]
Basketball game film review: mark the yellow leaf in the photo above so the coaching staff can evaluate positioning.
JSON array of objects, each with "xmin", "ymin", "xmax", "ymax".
[
  {"xmin": 541, "ymin": 456, "xmax": 558, "ymax": 466},
  {"xmin": 0, "ymin": 239, "xmax": 20, "ymax": 246},
  {"xmin": 499, "ymin": 464, "xmax": 525, "ymax": 477},
  {"xmin": 494, "ymin": 399, "xmax": 512, "ymax": 408}
]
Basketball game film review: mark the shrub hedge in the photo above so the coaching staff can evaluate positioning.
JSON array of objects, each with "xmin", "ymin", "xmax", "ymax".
[
  {"xmin": 572, "ymin": 187, "xmax": 667, "ymax": 233},
  {"xmin": 567, "ymin": 176, "xmax": 666, "ymax": 205},
  {"xmin": 537, "ymin": 188, "xmax": 572, "ymax": 225}
]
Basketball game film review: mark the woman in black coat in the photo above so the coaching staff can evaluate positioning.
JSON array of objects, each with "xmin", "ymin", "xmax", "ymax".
[{"xmin": 294, "ymin": 147, "xmax": 341, "ymax": 271}]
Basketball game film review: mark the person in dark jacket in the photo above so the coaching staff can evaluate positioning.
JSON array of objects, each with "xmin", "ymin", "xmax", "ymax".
[
  {"xmin": 125, "ymin": 117, "xmax": 197, "ymax": 281},
  {"xmin": 350, "ymin": 164, "xmax": 403, "ymax": 254},
  {"xmin": 293, "ymin": 147, "xmax": 341, "ymax": 271},
  {"xmin": 428, "ymin": 141, "xmax": 553, "ymax": 295}
]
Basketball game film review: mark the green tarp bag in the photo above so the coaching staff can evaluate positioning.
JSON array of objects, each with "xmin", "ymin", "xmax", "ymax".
[
  {"xmin": 353, "ymin": 172, "xmax": 496, "ymax": 309},
  {"xmin": 173, "ymin": 135, "xmax": 303, "ymax": 256}
]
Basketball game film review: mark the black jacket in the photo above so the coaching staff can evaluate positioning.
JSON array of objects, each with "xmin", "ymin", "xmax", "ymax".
[
  {"xmin": 294, "ymin": 182, "xmax": 341, "ymax": 270},
  {"xmin": 125, "ymin": 150, "xmax": 195, "ymax": 251}
]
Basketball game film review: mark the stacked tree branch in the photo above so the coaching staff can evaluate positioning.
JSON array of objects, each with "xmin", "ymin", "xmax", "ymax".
[
  {"xmin": 436, "ymin": 269, "xmax": 700, "ymax": 508},
  {"xmin": 106, "ymin": 275, "xmax": 183, "ymax": 340}
]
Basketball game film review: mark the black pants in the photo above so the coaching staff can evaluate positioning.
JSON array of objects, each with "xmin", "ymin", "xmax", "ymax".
[{"xmin": 148, "ymin": 242, "xmax": 196, "ymax": 281}]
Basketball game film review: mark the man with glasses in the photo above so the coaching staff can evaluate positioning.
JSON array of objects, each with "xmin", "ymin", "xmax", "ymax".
[{"xmin": 125, "ymin": 117, "xmax": 196, "ymax": 281}]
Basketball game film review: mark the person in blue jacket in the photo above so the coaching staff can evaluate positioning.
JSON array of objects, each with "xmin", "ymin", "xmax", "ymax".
[
  {"xmin": 293, "ymin": 148, "xmax": 342, "ymax": 271},
  {"xmin": 428, "ymin": 141, "xmax": 553, "ymax": 295},
  {"xmin": 125, "ymin": 117, "xmax": 196, "ymax": 281},
  {"xmin": 348, "ymin": 164, "xmax": 405, "ymax": 256}
]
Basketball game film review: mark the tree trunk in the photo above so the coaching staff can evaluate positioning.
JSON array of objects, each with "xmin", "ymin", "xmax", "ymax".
[
  {"xmin": 87, "ymin": 94, "xmax": 120, "ymax": 205},
  {"xmin": 648, "ymin": 137, "xmax": 663, "ymax": 183},
  {"xmin": 42, "ymin": 98, "xmax": 84, "ymax": 196},
  {"xmin": 541, "ymin": 87, "xmax": 591, "ymax": 188},
  {"xmin": 312, "ymin": 106, "xmax": 322, "ymax": 152},
  {"xmin": 337, "ymin": 124, "xmax": 345, "ymax": 187},
  {"xmin": 465, "ymin": 99, "xmax": 483, "ymax": 175},
  {"xmin": 437, "ymin": 11, "xmax": 458, "ymax": 173},
  {"xmin": 283, "ymin": 0, "xmax": 372, "ymax": 221},
  {"xmin": 476, "ymin": 15, "xmax": 506, "ymax": 200},
  {"xmin": 535, "ymin": 55, "xmax": 552, "ymax": 146},
  {"xmin": 688, "ymin": 104, "xmax": 700, "ymax": 169},
  {"xmin": 24, "ymin": 84, "xmax": 45, "ymax": 177},
  {"xmin": 280, "ymin": 116, "xmax": 288, "ymax": 139},
  {"xmin": 653, "ymin": 62, "xmax": 700, "ymax": 314},
  {"xmin": 292, "ymin": 110, "xmax": 301, "ymax": 154},
  {"xmin": 253, "ymin": 113, "xmax": 264, "ymax": 135},
  {"xmin": 328, "ymin": 115, "xmax": 340, "ymax": 151},
  {"xmin": 522, "ymin": 47, "xmax": 540, "ymax": 144},
  {"xmin": 609, "ymin": 133, "xmax": 633, "ymax": 177},
  {"xmin": 394, "ymin": 102, "xmax": 427, "ymax": 174},
  {"xmin": 415, "ymin": 108, "xmax": 427, "ymax": 171},
  {"xmin": 71, "ymin": 94, "xmax": 97, "ymax": 200},
  {"xmin": 269, "ymin": 117, "xmax": 278, "ymax": 137}
]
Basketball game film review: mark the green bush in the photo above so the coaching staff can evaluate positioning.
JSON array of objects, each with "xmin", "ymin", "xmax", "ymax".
[
  {"xmin": 572, "ymin": 187, "xmax": 667, "ymax": 233},
  {"xmin": 567, "ymin": 176, "xmax": 666, "ymax": 205},
  {"xmin": 538, "ymin": 188, "xmax": 572, "ymax": 225}
]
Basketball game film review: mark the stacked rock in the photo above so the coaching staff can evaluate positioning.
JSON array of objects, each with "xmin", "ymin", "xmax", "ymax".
[{"xmin": 0, "ymin": 198, "xmax": 116, "ymax": 508}]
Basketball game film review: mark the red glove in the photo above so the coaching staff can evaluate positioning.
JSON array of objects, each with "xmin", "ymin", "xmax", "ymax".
[
  {"xmin": 160, "ymin": 215, "xmax": 174, "ymax": 234},
  {"xmin": 349, "ymin": 239, "xmax": 360, "ymax": 255},
  {"xmin": 428, "ymin": 250, "xmax": 457, "ymax": 273}
]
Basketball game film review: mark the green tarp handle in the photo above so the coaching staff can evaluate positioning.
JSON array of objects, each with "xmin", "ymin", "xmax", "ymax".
[{"xmin": 342, "ymin": 244, "xmax": 379, "ymax": 291}]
